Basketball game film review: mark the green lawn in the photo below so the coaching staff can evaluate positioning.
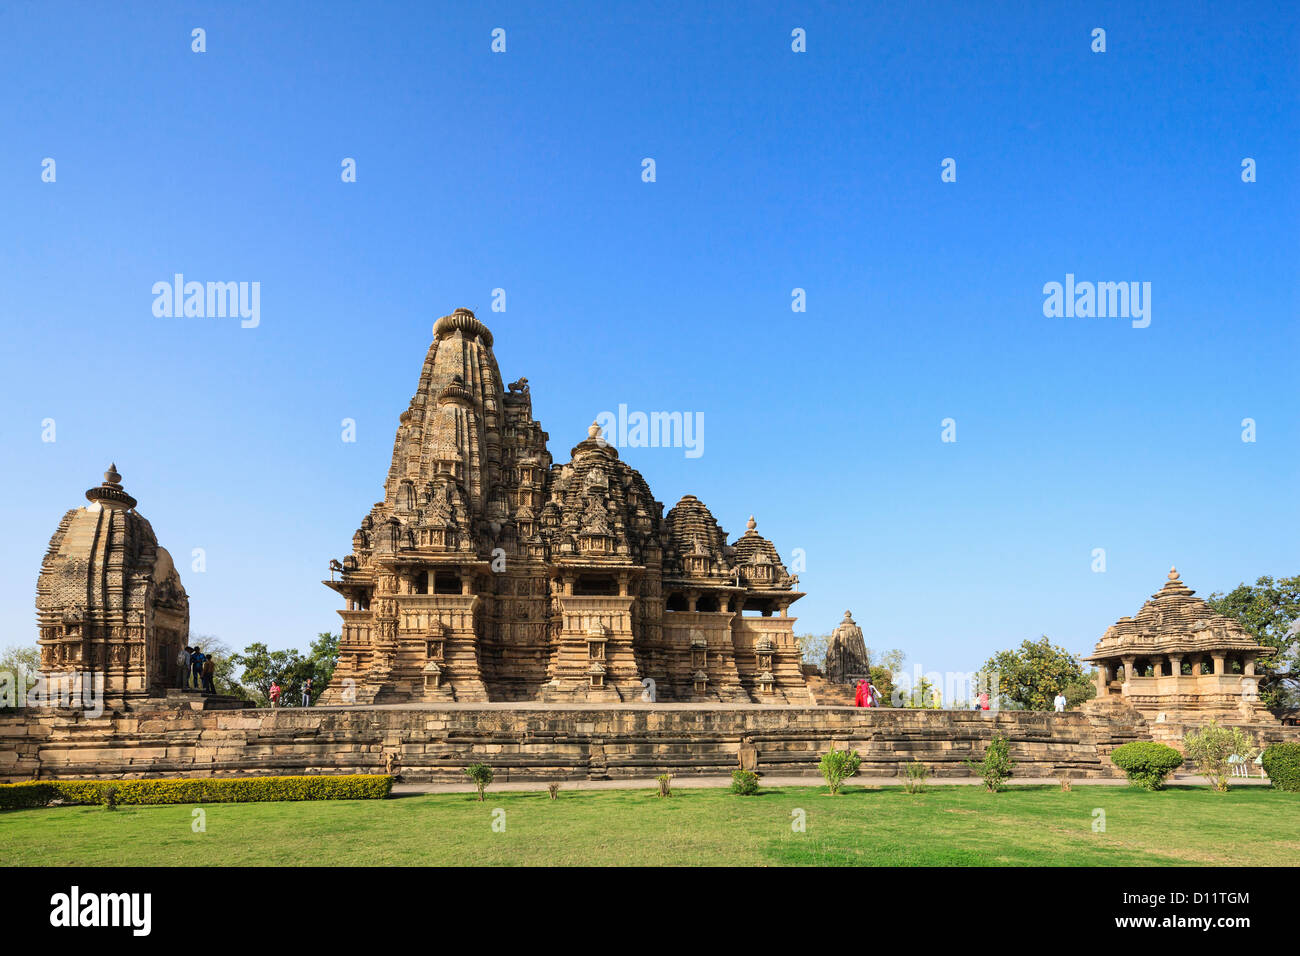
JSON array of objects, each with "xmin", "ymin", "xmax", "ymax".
[{"xmin": 3, "ymin": 784, "xmax": 1296, "ymax": 866}]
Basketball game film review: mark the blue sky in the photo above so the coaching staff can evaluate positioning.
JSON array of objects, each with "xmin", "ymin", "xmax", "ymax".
[{"xmin": 1, "ymin": 1, "xmax": 1295, "ymax": 679}]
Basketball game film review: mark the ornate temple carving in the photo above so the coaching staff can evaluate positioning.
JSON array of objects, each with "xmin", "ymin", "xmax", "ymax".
[
  {"xmin": 35, "ymin": 465, "xmax": 190, "ymax": 699},
  {"xmin": 321, "ymin": 309, "xmax": 808, "ymax": 704},
  {"xmin": 1084, "ymin": 567, "xmax": 1276, "ymax": 725}
]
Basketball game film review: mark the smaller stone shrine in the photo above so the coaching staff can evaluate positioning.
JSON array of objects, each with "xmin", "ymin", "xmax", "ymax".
[
  {"xmin": 1084, "ymin": 566, "xmax": 1275, "ymax": 725},
  {"xmin": 35, "ymin": 465, "xmax": 190, "ymax": 701},
  {"xmin": 823, "ymin": 609, "xmax": 871, "ymax": 683}
]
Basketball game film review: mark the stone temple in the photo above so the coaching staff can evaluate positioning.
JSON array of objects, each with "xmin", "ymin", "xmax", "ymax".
[
  {"xmin": 36, "ymin": 465, "xmax": 190, "ymax": 700},
  {"xmin": 320, "ymin": 308, "xmax": 808, "ymax": 705},
  {"xmin": 1084, "ymin": 566, "xmax": 1275, "ymax": 726}
]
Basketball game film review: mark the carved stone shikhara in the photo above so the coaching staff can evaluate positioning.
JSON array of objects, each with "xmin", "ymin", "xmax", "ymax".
[
  {"xmin": 35, "ymin": 465, "xmax": 190, "ymax": 700},
  {"xmin": 824, "ymin": 610, "xmax": 871, "ymax": 684},
  {"xmin": 320, "ymin": 309, "xmax": 808, "ymax": 704}
]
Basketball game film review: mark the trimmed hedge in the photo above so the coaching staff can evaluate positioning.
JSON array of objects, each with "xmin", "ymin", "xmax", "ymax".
[
  {"xmin": 1261, "ymin": 743, "xmax": 1300, "ymax": 792},
  {"xmin": 1110, "ymin": 741, "xmax": 1183, "ymax": 791},
  {"xmin": 0, "ymin": 774, "xmax": 393, "ymax": 811}
]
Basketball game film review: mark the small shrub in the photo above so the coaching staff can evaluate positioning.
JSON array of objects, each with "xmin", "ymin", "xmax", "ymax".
[
  {"xmin": 902, "ymin": 759, "xmax": 929, "ymax": 795},
  {"xmin": 731, "ymin": 769, "xmax": 760, "ymax": 795},
  {"xmin": 1110, "ymin": 741, "xmax": 1184, "ymax": 791},
  {"xmin": 818, "ymin": 745, "xmax": 861, "ymax": 795},
  {"xmin": 965, "ymin": 733, "xmax": 1014, "ymax": 792},
  {"xmin": 656, "ymin": 773, "xmax": 673, "ymax": 798},
  {"xmin": 101, "ymin": 785, "xmax": 119, "ymax": 811},
  {"xmin": 1183, "ymin": 722, "xmax": 1255, "ymax": 792},
  {"xmin": 463, "ymin": 763, "xmax": 494, "ymax": 801},
  {"xmin": 1261, "ymin": 743, "xmax": 1300, "ymax": 791},
  {"xmin": 547, "ymin": 782, "xmax": 560, "ymax": 799}
]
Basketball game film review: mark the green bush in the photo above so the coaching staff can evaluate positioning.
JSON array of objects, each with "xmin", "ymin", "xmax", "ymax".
[
  {"xmin": 1260, "ymin": 742, "xmax": 1300, "ymax": 792},
  {"xmin": 0, "ymin": 774, "xmax": 393, "ymax": 810},
  {"xmin": 902, "ymin": 759, "xmax": 929, "ymax": 794},
  {"xmin": 1183, "ymin": 722, "xmax": 1257, "ymax": 792},
  {"xmin": 1110, "ymin": 741, "xmax": 1184, "ymax": 791},
  {"xmin": 731, "ymin": 769, "xmax": 760, "ymax": 795},
  {"xmin": 656, "ymin": 773, "xmax": 673, "ymax": 798},
  {"xmin": 966, "ymin": 733, "xmax": 1014, "ymax": 792},
  {"xmin": 818, "ymin": 745, "xmax": 861, "ymax": 795},
  {"xmin": 463, "ymin": 764, "xmax": 493, "ymax": 801}
]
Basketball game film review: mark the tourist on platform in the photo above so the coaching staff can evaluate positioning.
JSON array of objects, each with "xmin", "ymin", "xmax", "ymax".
[
  {"xmin": 177, "ymin": 645, "xmax": 191, "ymax": 689},
  {"xmin": 302, "ymin": 677, "xmax": 312, "ymax": 708},
  {"xmin": 868, "ymin": 680, "xmax": 882, "ymax": 708},
  {"xmin": 269, "ymin": 680, "xmax": 281, "ymax": 708},
  {"xmin": 190, "ymin": 647, "xmax": 205, "ymax": 690},
  {"xmin": 1053, "ymin": 691, "xmax": 1067, "ymax": 713},
  {"xmin": 972, "ymin": 699, "xmax": 981, "ymax": 710},
  {"xmin": 854, "ymin": 679, "xmax": 867, "ymax": 707},
  {"xmin": 978, "ymin": 691, "xmax": 990, "ymax": 711},
  {"xmin": 202, "ymin": 655, "xmax": 216, "ymax": 693}
]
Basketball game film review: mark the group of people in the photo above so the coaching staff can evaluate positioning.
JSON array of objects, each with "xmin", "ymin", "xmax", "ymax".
[
  {"xmin": 854, "ymin": 679, "xmax": 882, "ymax": 707},
  {"xmin": 268, "ymin": 677, "xmax": 312, "ymax": 708},
  {"xmin": 851, "ymin": 682, "xmax": 1070, "ymax": 712},
  {"xmin": 177, "ymin": 645, "xmax": 216, "ymax": 693}
]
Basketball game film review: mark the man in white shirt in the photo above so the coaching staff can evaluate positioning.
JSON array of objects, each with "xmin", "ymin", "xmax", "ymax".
[{"xmin": 1053, "ymin": 691, "xmax": 1067, "ymax": 713}]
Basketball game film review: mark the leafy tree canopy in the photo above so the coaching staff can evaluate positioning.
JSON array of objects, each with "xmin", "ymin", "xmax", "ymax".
[
  {"xmin": 981, "ymin": 636, "xmax": 1095, "ymax": 712},
  {"xmin": 1208, "ymin": 574, "xmax": 1300, "ymax": 715}
]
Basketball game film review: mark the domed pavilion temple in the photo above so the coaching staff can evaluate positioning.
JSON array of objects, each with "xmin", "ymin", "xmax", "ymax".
[
  {"xmin": 35, "ymin": 466, "xmax": 190, "ymax": 701},
  {"xmin": 321, "ymin": 309, "xmax": 808, "ymax": 704},
  {"xmin": 1084, "ymin": 567, "xmax": 1275, "ymax": 725}
]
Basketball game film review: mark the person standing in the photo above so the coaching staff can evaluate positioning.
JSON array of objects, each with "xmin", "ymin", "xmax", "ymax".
[
  {"xmin": 202, "ymin": 654, "xmax": 216, "ymax": 693},
  {"xmin": 269, "ymin": 680, "xmax": 281, "ymax": 708},
  {"xmin": 1053, "ymin": 690, "xmax": 1067, "ymax": 713},
  {"xmin": 867, "ymin": 680, "xmax": 881, "ymax": 708},
  {"xmin": 978, "ymin": 690, "xmax": 990, "ymax": 711},
  {"xmin": 177, "ymin": 645, "xmax": 191, "ymax": 689},
  {"xmin": 853, "ymin": 679, "xmax": 866, "ymax": 707},
  {"xmin": 302, "ymin": 677, "xmax": 312, "ymax": 708},
  {"xmin": 190, "ymin": 647, "xmax": 205, "ymax": 690}
]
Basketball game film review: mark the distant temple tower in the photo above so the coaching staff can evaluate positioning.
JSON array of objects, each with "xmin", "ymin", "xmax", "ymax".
[
  {"xmin": 1084, "ymin": 567, "xmax": 1274, "ymax": 725},
  {"xmin": 322, "ymin": 309, "xmax": 808, "ymax": 704},
  {"xmin": 823, "ymin": 610, "xmax": 870, "ymax": 684},
  {"xmin": 36, "ymin": 466, "xmax": 190, "ymax": 699}
]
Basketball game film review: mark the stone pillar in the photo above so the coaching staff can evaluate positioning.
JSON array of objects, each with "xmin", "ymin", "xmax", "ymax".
[
  {"xmin": 1212, "ymin": 653, "xmax": 1226, "ymax": 676},
  {"xmin": 686, "ymin": 590, "xmax": 699, "ymax": 612},
  {"xmin": 1169, "ymin": 655, "xmax": 1183, "ymax": 679},
  {"xmin": 1190, "ymin": 654, "xmax": 1203, "ymax": 676},
  {"xmin": 1121, "ymin": 655, "xmax": 1136, "ymax": 684},
  {"xmin": 1094, "ymin": 664, "xmax": 1108, "ymax": 697},
  {"xmin": 1244, "ymin": 655, "xmax": 1256, "ymax": 676},
  {"xmin": 1152, "ymin": 658, "xmax": 1163, "ymax": 678}
]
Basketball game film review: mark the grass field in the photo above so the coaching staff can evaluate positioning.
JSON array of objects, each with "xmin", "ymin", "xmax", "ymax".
[{"xmin": 3, "ymin": 784, "xmax": 1296, "ymax": 866}]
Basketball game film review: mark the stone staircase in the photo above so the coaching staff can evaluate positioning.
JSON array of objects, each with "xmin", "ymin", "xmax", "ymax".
[{"xmin": 805, "ymin": 675, "xmax": 857, "ymax": 706}]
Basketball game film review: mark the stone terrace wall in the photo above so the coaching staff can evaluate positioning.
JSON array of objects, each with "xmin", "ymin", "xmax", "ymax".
[{"xmin": 0, "ymin": 704, "xmax": 1157, "ymax": 784}]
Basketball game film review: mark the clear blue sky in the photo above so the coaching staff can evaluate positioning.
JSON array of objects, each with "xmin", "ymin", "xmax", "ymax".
[{"xmin": 1, "ymin": 2, "xmax": 1295, "ymax": 680}]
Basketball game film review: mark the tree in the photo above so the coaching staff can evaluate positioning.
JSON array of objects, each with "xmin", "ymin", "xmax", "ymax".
[
  {"xmin": 0, "ymin": 644, "xmax": 40, "ymax": 685},
  {"xmin": 230, "ymin": 635, "xmax": 339, "ymax": 707},
  {"xmin": 231, "ymin": 643, "xmax": 308, "ymax": 706},
  {"xmin": 797, "ymin": 633, "xmax": 829, "ymax": 667},
  {"xmin": 1183, "ymin": 721, "xmax": 1258, "ymax": 793},
  {"xmin": 982, "ymin": 637, "xmax": 1095, "ymax": 712},
  {"xmin": 306, "ymin": 632, "xmax": 340, "ymax": 701},
  {"xmin": 1207, "ymin": 574, "xmax": 1300, "ymax": 716}
]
